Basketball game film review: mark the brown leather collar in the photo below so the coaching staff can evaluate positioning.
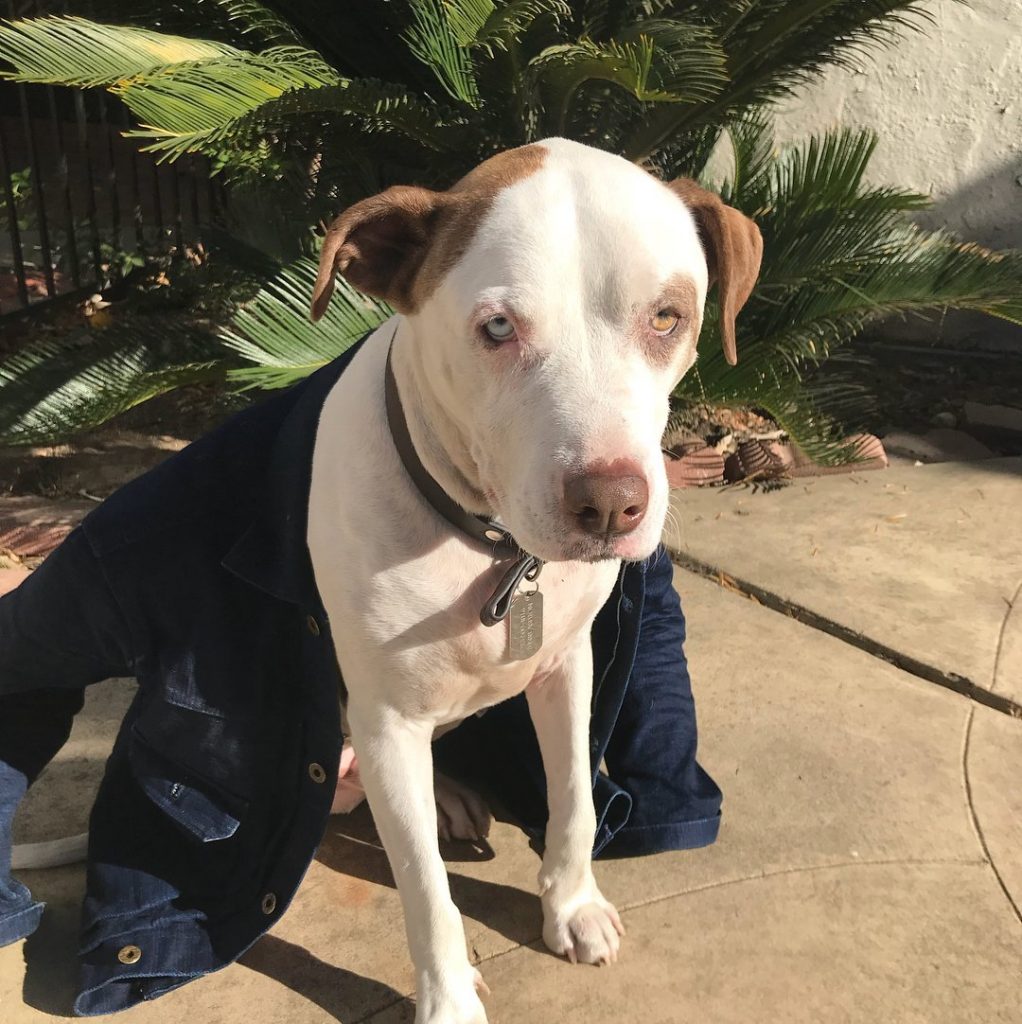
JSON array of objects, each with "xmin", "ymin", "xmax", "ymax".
[{"xmin": 384, "ymin": 335, "xmax": 542, "ymax": 626}]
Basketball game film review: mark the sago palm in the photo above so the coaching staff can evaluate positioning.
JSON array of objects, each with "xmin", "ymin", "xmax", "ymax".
[{"xmin": 0, "ymin": 0, "xmax": 1018, "ymax": 459}]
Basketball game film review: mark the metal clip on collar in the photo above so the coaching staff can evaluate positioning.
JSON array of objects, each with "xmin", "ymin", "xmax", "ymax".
[{"xmin": 480, "ymin": 553, "xmax": 542, "ymax": 627}]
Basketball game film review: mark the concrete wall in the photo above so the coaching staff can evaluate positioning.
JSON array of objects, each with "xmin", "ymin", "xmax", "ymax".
[
  {"xmin": 773, "ymin": 0, "xmax": 1021, "ymax": 249},
  {"xmin": 768, "ymin": 0, "xmax": 1022, "ymax": 346}
]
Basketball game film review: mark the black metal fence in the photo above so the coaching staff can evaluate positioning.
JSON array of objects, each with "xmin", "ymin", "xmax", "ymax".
[{"xmin": 0, "ymin": 77, "xmax": 220, "ymax": 316}]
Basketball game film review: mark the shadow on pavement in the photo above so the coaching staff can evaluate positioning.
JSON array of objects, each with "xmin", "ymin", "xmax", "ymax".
[
  {"xmin": 20, "ymin": 867, "xmax": 84, "ymax": 1016},
  {"xmin": 316, "ymin": 808, "xmax": 543, "ymax": 950},
  {"xmin": 239, "ymin": 934, "xmax": 409, "ymax": 1024}
]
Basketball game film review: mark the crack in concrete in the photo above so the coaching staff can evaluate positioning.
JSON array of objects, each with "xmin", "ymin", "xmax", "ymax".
[
  {"xmin": 671, "ymin": 551, "xmax": 1022, "ymax": 720},
  {"xmin": 991, "ymin": 577, "xmax": 1022, "ymax": 696},
  {"xmin": 961, "ymin": 706, "xmax": 1022, "ymax": 926},
  {"xmin": 357, "ymin": 858, "xmax": 999, "ymax": 1022},
  {"xmin": 616, "ymin": 855, "xmax": 991, "ymax": 915},
  {"xmin": 353, "ymin": 853, "xmax": 1007, "ymax": 1022}
]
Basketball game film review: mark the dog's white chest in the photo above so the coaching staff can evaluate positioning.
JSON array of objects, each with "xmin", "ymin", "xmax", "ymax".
[{"xmin": 359, "ymin": 543, "xmax": 619, "ymax": 723}]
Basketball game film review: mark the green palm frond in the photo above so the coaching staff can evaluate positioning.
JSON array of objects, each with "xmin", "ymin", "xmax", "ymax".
[
  {"xmin": 117, "ymin": 47, "xmax": 339, "ymax": 161},
  {"xmin": 760, "ymin": 129, "xmax": 925, "ymax": 213},
  {"xmin": 404, "ymin": 0, "xmax": 486, "ymax": 105},
  {"xmin": 442, "ymin": 0, "xmax": 502, "ymax": 45},
  {"xmin": 0, "ymin": 18, "xmax": 341, "ymax": 163},
  {"xmin": 692, "ymin": 228, "xmax": 1022, "ymax": 404},
  {"xmin": 0, "ymin": 16, "xmax": 241, "ymax": 86},
  {"xmin": 574, "ymin": 0, "xmax": 675, "ymax": 40},
  {"xmin": 768, "ymin": 230, "xmax": 1022, "ymax": 335},
  {"xmin": 716, "ymin": 109, "xmax": 774, "ymax": 195},
  {"xmin": 531, "ymin": 23, "xmax": 726, "ymax": 132},
  {"xmin": 0, "ymin": 323, "xmax": 223, "ymax": 446},
  {"xmin": 673, "ymin": 120, "xmax": 1022, "ymax": 462},
  {"xmin": 757, "ymin": 193, "xmax": 931, "ymax": 290},
  {"xmin": 722, "ymin": 0, "xmax": 938, "ymax": 83},
  {"xmin": 736, "ymin": 128, "xmax": 1019, "ymax": 332},
  {"xmin": 199, "ymin": 0, "xmax": 306, "ymax": 46},
  {"xmin": 192, "ymin": 77, "xmax": 464, "ymax": 161},
  {"xmin": 221, "ymin": 257, "xmax": 392, "ymax": 390},
  {"xmin": 613, "ymin": 20, "xmax": 729, "ymax": 98},
  {"xmin": 473, "ymin": 0, "xmax": 570, "ymax": 54},
  {"xmin": 621, "ymin": 0, "xmax": 940, "ymax": 159}
]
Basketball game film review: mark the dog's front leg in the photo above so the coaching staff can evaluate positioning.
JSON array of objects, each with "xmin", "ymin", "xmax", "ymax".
[
  {"xmin": 527, "ymin": 641, "xmax": 624, "ymax": 965},
  {"xmin": 346, "ymin": 700, "xmax": 488, "ymax": 1024}
]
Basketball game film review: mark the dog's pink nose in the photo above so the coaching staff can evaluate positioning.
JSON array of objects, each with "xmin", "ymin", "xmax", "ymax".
[{"xmin": 564, "ymin": 467, "xmax": 648, "ymax": 537}]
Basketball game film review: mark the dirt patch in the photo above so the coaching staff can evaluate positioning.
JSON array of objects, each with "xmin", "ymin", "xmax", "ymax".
[{"xmin": 820, "ymin": 340, "xmax": 1022, "ymax": 456}]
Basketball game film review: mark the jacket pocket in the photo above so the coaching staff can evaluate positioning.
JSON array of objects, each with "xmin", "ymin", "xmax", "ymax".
[{"xmin": 128, "ymin": 702, "xmax": 256, "ymax": 844}]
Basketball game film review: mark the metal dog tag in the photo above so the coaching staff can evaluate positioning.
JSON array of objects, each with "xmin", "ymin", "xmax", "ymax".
[{"xmin": 508, "ymin": 589, "xmax": 543, "ymax": 661}]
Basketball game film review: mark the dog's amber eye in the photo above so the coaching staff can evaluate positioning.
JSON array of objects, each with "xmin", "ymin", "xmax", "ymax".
[
  {"xmin": 651, "ymin": 310, "xmax": 680, "ymax": 335},
  {"xmin": 483, "ymin": 316, "xmax": 515, "ymax": 342}
]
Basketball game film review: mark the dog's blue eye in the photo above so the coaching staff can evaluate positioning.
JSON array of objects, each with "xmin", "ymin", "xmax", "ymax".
[{"xmin": 483, "ymin": 316, "xmax": 515, "ymax": 342}]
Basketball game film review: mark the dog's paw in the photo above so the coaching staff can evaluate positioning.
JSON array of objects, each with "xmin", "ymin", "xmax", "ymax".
[
  {"xmin": 542, "ymin": 894, "xmax": 625, "ymax": 966},
  {"xmin": 434, "ymin": 771, "xmax": 492, "ymax": 842},
  {"xmin": 415, "ymin": 968, "xmax": 489, "ymax": 1024}
]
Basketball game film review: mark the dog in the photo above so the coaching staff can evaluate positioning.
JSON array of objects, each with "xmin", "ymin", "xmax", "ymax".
[
  {"xmin": 9, "ymin": 135, "xmax": 759, "ymax": 1018},
  {"xmin": 304, "ymin": 137, "xmax": 761, "ymax": 1023}
]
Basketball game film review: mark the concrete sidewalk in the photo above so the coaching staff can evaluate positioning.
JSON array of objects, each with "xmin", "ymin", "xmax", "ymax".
[
  {"xmin": 664, "ymin": 457, "xmax": 1022, "ymax": 708},
  {"xmin": 2, "ymin": 460, "xmax": 1021, "ymax": 1022}
]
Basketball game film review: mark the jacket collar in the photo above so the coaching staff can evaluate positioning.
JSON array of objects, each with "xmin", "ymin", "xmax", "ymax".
[{"xmin": 221, "ymin": 336, "xmax": 367, "ymax": 608}]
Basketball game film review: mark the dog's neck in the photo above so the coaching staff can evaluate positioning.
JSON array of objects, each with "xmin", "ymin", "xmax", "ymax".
[{"xmin": 389, "ymin": 322, "xmax": 493, "ymax": 518}]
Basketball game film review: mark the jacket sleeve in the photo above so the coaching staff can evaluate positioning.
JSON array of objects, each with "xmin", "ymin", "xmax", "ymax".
[
  {"xmin": 0, "ymin": 526, "xmax": 134, "ymax": 700},
  {"xmin": 0, "ymin": 527, "xmax": 134, "ymax": 948}
]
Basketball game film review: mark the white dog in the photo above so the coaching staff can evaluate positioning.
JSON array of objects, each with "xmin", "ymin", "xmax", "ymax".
[{"xmin": 306, "ymin": 137, "xmax": 761, "ymax": 1024}]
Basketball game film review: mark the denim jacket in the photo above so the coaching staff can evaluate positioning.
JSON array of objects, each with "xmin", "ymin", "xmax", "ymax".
[{"xmin": 0, "ymin": 338, "xmax": 721, "ymax": 1015}]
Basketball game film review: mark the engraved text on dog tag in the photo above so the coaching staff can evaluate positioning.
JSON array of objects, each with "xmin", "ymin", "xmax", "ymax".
[{"xmin": 508, "ymin": 590, "xmax": 543, "ymax": 661}]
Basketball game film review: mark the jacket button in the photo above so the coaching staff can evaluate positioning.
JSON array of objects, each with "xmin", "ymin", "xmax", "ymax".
[
  {"xmin": 306, "ymin": 615, "xmax": 321, "ymax": 636},
  {"xmin": 117, "ymin": 945, "xmax": 142, "ymax": 965},
  {"xmin": 308, "ymin": 762, "xmax": 327, "ymax": 784},
  {"xmin": 261, "ymin": 892, "xmax": 277, "ymax": 915}
]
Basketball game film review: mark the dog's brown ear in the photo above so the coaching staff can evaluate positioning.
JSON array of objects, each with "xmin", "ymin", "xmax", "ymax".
[
  {"xmin": 310, "ymin": 185, "xmax": 447, "ymax": 322},
  {"xmin": 667, "ymin": 179, "xmax": 762, "ymax": 366}
]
